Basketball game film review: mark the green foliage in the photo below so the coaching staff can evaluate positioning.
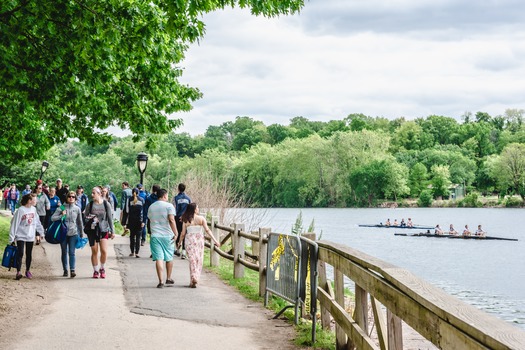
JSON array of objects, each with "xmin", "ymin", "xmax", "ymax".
[
  {"xmin": 0, "ymin": 215, "xmax": 10, "ymax": 247},
  {"xmin": 0, "ymin": 0, "xmax": 304, "ymax": 163},
  {"xmin": 430, "ymin": 165, "xmax": 451, "ymax": 198},
  {"xmin": 503, "ymin": 196, "xmax": 523, "ymax": 207},
  {"xmin": 457, "ymin": 192, "xmax": 482, "ymax": 207},
  {"xmin": 417, "ymin": 189, "xmax": 433, "ymax": 207}
]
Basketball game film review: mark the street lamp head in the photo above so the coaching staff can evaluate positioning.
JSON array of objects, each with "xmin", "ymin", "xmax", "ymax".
[
  {"xmin": 41, "ymin": 160, "xmax": 49, "ymax": 174},
  {"xmin": 136, "ymin": 152, "xmax": 148, "ymax": 175}
]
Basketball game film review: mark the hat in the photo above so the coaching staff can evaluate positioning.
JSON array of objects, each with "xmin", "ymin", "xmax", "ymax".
[
  {"xmin": 56, "ymin": 178, "xmax": 62, "ymax": 183},
  {"xmin": 137, "ymin": 184, "xmax": 143, "ymax": 189},
  {"xmin": 105, "ymin": 184, "xmax": 111, "ymax": 190},
  {"xmin": 36, "ymin": 179, "xmax": 43, "ymax": 185}
]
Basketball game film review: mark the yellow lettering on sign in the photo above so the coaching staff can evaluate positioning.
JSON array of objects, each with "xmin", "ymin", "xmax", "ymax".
[{"xmin": 269, "ymin": 235, "xmax": 285, "ymax": 280}]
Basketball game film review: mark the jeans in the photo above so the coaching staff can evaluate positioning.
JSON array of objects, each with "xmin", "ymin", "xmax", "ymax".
[
  {"xmin": 61, "ymin": 235, "xmax": 78, "ymax": 271},
  {"xmin": 9, "ymin": 200, "xmax": 17, "ymax": 214},
  {"xmin": 141, "ymin": 219, "xmax": 147, "ymax": 242}
]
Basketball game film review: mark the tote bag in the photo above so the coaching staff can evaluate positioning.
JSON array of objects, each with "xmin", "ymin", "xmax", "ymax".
[{"xmin": 45, "ymin": 218, "xmax": 68, "ymax": 244}]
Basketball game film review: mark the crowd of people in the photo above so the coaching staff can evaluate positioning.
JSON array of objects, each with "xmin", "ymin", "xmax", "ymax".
[{"xmin": 6, "ymin": 178, "xmax": 219, "ymax": 289}]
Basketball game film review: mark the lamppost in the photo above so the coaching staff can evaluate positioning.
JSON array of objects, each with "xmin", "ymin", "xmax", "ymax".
[
  {"xmin": 39, "ymin": 160, "xmax": 49, "ymax": 180},
  {"xmin": 136, "ymin": 152, "xmax": 148, "ymax": 186}
]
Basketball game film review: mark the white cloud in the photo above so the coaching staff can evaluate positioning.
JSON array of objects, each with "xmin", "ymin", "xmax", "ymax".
[{"xmin": 174, "ymin": 1, "xmax": 525, "ymax": 135}]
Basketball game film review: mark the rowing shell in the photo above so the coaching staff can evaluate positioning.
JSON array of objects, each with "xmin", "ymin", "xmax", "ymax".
[
  {"xmin": 394, "ymin": 232, "xmax": 518, "ymax": 241},
  {"xmin": 359, "ymin": 224, "xmax": 434, "ymax": 230}
]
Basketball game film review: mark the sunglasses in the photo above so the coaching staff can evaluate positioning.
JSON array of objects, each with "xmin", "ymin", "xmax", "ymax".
[
  {"xmin": 68, "ymin": 195, "xmax": 76, "ymax": 199},
  {"xmin": 37, "ymin": 187, "xmax": 42, "ymax": 189}
]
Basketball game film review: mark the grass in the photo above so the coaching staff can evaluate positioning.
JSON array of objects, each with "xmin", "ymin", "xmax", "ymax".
[
  {"xmin": 0, "ymin": 215, "xmax": 10, "ymax": 247},
  {"xmin": 204, "ymin": 248, "xmax": 336, "ymax": 350}
]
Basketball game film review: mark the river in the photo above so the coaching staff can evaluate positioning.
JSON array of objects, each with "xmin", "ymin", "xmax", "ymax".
[{"xmin": 229, "ymin": 207, "xmax": 525, "ymax": 330}]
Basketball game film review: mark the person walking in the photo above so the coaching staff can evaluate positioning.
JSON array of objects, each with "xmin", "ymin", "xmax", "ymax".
[
  {"xmin": 75, "ymin": 185, "xmax": 89, "ymax": 221},
  {"xmin": 56, "ymin": 179, "xmax": 68, "ymax": 204},
  {"xmin": 120, "ymin": 181, "xmax": 132, "ymax": 236},
  {"xmin": 3, "ymin": 186, "xmax": 10, "ymax": 210},
  {"xmin": 34, "ymin": 184, "xmax": 50, "ymax": 245},
  {"xmin": 84, "ymin": 186, "xmax": 114, "ymax": 279},
  {"xmin": 178, "ymin": 203, "xmax": 220, "ymax": 288},
  {"xmin": 137, "ymin": 184, "xmax": 148, "ymax": 245},
  {"xmin": 173, "ymin": 183, "xmax": 191, "ymax": 258},
  {"xmin": 148, "ymin": 189, "xmax": 177, "ymax": 288},
  {"xmin": 7, "ymin": 183, "xmax": 20, "ymax": 215},
  {"xmin": 8, "ymin": 193, "xmax": 44, "ymax": 280},
  {"xmin": 51, "ymin": 191, "xmax": 84, "ymax": 278},
  {"xmin": 123, "ymin": 188, "xmax": 144, "ymax": 258},
  {"xmin": 22, "ymin": 185, "xmax": 32, "ymax": 196},
  {"xmin": 47, "ymin": 187, "xmax": 61, "ymax": 228}
]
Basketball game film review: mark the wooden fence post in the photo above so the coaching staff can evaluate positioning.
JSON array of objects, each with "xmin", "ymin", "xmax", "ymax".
[
  {"xmin": 258, "ymin": 227, "xmax": 270, "ymax": 297},
  {"xmin": 210, "ymin": 216, "xmax": 219, "ymax": 267},
  {"xmin": 318, "ymin": 260, "xmax": 332, "ymax": 330},
  {"xmin": 387, "ymin": 310, "xmax": 403, "ymax": 350},
  {"xmin": 233, "ymin": 223, "xmax": 245, "ymax": 279},
  {"xmin": 354, "ymin": 284, "xmax": 369, "ymax": 334},
  {"xmin": 335, "ymin": 269, "xmax": 352, "ymax": 350}
]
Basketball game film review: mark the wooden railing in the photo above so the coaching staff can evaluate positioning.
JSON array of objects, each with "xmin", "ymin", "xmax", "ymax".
[{"xmin": 206, "ymin": 218, "xmax": 525, "ymax": 349}]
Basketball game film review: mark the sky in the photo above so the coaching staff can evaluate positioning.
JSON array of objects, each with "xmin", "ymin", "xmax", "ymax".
[{"xmin": 173, "ymin": 0, "xmax": 525, "ymax": 136}]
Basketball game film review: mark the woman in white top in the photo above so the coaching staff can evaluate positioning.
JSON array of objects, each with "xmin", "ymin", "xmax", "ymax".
[
  {"xmin": 178, "ymin": 203, "xmax": 220, "ymax": 288},
  {"xmin": 9, "ymin": 193, "xmax": 44, "ymax": 280}
]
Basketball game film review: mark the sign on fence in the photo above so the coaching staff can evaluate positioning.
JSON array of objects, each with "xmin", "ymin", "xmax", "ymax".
[{"xmin": 265, "ymin": 232, "xmax": 318, "ymax": 344}]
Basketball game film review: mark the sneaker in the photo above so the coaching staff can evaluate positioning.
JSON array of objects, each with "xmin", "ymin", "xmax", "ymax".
[
  {"xmin": 174, "ymin": 248, "xmax": 180, "ymax": 257},
  {"xmin": 135, "ymin": 254, "xmax": 140, "ymax": 258},
  {"xmin": 15, "ymin": 272, "xmax": 22, "ymax": 280},
  {"xmin": 100, "ymin": 268, "xmax": 106, "ymax": 279},
  {"xmin": 129, "ymin": 253, "xmax": 135, "ymax": 257},
  {"xmin": 25, "ymin": 271, "xmax": 33, "ymax": 279},
  {"xmin": 93, "ymin": 271, "xmax": 99, "ymax": 279},
  {"xmin": 181, "ymin": 250, "xmax": 187, "ymax": 260},
  {"xmin": 166, "ymin": 279, "xmax": 174, "ymax": 285},
  {"xmin": 70, "ymin": 270, "xmax": 76, "ymax": 278},
  {"xmin": 141, "ymin": 241, "xmax": 145, "ymax": 246},
  {"xmin": 63, "ymin": 270, "xmax": 68, "ymax": 277},
  {"xmin": 156, "ymin": 282, "xmax": 164, "ymax": 289}
]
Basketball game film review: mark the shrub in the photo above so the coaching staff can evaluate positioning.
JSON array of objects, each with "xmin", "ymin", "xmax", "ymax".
[
  {"xmin": 458, "ymin": 192, "xmax": 482, "ymax": 207},
  {"xmin": 504, "ymin": 196, "xmax": 523, "ymax": 207},
  {"xmin": 417, "ymin": 190, "xmax": 433, "ymax": 207}
]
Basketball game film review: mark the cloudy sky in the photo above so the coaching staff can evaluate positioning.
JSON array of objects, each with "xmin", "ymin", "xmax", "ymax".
[{"xmin": 174, "ymin": 0, "xmax": 525, "ymax": 136}]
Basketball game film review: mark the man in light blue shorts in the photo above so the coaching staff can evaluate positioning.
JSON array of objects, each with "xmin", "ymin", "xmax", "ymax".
[{"xmin": 147, "ymin": 189, "xmax": 178, "ymax": 288}]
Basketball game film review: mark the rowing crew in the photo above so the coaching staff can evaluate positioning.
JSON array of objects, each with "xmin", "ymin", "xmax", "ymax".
[
  {"xmin": 384, "ymin": 218, "xmax": 413, "ymax": 227},
  {"xmin": 433, "ymin": 224, "xmax": 486, "ymax": 237}
]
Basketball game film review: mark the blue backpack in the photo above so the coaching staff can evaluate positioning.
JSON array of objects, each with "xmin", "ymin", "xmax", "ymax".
[
  {"xmin": 2, "ymin": 245, "xmax": 18, "ymax": 270},
  {"xmin": 46, "ymin": 217, "xmax": 68, "ymax": 244}
]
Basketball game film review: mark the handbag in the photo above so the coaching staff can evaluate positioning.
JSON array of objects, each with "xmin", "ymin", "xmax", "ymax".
[
  {"xmin": 76, "ymin": 237, "xmax": 88, "ymax": 249},
  {"xmin": 45, "ymin": 217, "xmax": 68, "ymax": 244},
  {"xmin": 2, "ymin": 245, "xmax": 18, "ymax": 270}
]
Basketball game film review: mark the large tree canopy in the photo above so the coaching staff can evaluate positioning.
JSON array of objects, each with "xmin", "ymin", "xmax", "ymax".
[{"xmin": 0, "ymin": 0, "xmax": 304, "ymax": 163}]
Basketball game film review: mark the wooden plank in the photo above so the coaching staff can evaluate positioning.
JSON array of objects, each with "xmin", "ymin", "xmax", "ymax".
[
  {"xmin": 210, "ymin": 216, "xmax": 220, "ymax": 267},
  {"xmin": 370, "ymin": 296, "xmax": 387, "ymax": 350},
  {"xmin": 354, "ymin": 284, "xmax": 368, "ymax": 334},
  {"xmin": 387, "ymin": 310, "xmax": 402, "ymax": 350},
  {"xmin": 317, "ymin": 287, "xmax": 380, "ymax": 350},
  {"xmin": 233, "ymin": 223, "xmax": 245, "ymax": 279},
  {"xmin": 318, "ymin": 242, "xmax": 525, "ymax": 349},
  {"xmin": 318, "ymin": 260, "xmax": 332, "ymax": 330},
  {"xmin": 334, "ymin": 268, "xmax": 350, "ymax": 350}
]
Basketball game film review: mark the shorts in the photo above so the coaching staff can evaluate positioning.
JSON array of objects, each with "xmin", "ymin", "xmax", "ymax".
[
  {"xmin": 88, "ymin": 231, "xmax": 110, "ymax": 247},
  {"xmin": 150, "ymin": 236, "xmax": 175, "ymax": 262}
]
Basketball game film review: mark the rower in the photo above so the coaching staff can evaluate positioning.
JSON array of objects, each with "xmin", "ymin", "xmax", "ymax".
[
  {"xmin": 475, "ymin": 225, "xmax": 486, "ymax": 237},
  {"xmin": 400, "ymin": 218, "xmax": 406, "ymax": 227},
  {"xmin": 407, "ymin": 218, "xmax": 413, "ymax": 227},
  {"xmin": 385, "ymin": 219, "xmax": 391, "ymax": 226},
  {"xmin": 449, "ymin": 224, "xmax": 458, "ymax": 235},
  {"xmin": 434, "ymin": 224, "xmax": 444, "ymax": 235},
  {"xmin": 462, "ymin": 225, "xmax": 471, "ymax": 236},
  {"xmin": 393, "ymin": 219, "xmax": 398, "ymax": 226}
]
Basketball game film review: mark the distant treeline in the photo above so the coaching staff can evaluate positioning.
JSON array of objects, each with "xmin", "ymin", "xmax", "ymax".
[{"xmin": 3, "ymin": 111, "xmax": 525, "ymax": 207}]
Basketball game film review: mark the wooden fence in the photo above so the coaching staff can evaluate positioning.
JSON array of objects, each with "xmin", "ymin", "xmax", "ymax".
[{"xmin": 205, "ymin": 217, "xmax": 525, "ymax": 349}]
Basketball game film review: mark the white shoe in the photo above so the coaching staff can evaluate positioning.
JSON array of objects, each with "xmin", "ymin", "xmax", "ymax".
[{"xmin": 181, "ymin": 250, "xmax": 187, "ymax": 259}]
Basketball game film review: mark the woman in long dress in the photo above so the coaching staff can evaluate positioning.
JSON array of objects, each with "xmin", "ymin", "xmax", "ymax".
[{"xmin": 178, "ymin": 203, "xmax": 220, "ymax": 288}]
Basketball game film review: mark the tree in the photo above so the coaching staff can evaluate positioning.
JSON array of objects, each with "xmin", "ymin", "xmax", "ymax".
[
  {"xmin": 430, "ymin": 165, "xmax": 451, "ymax": 199},
  {"xmin": 408, "ymin": 162, "xmax": 428, "ymax": 197},
  {"xmin": 488, "ymin": 143, "xmax": 525, "ymax": 200},
  {"xmin": 0, "ymin": 0, "xmax": 304, "ymax": 163}
]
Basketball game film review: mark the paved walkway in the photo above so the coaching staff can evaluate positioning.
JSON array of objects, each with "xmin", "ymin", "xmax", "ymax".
[{"xmin": 10, "ymin": 235, "xmax": 299, "ymax": 350}]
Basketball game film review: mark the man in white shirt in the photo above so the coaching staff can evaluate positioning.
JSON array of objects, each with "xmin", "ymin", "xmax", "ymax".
[{"xmin": 147, "ymin": 189, "xmax": 178, "ymax": 288}]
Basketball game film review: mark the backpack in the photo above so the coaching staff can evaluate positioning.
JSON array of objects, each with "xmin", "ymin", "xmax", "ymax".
[
  {"xmin": 2, "ymin": 245, "xmax": 18, "ymax": 271},
  {"xmin": 84, "ymin": 200, "xmax": 111, "ymax": 235}
]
